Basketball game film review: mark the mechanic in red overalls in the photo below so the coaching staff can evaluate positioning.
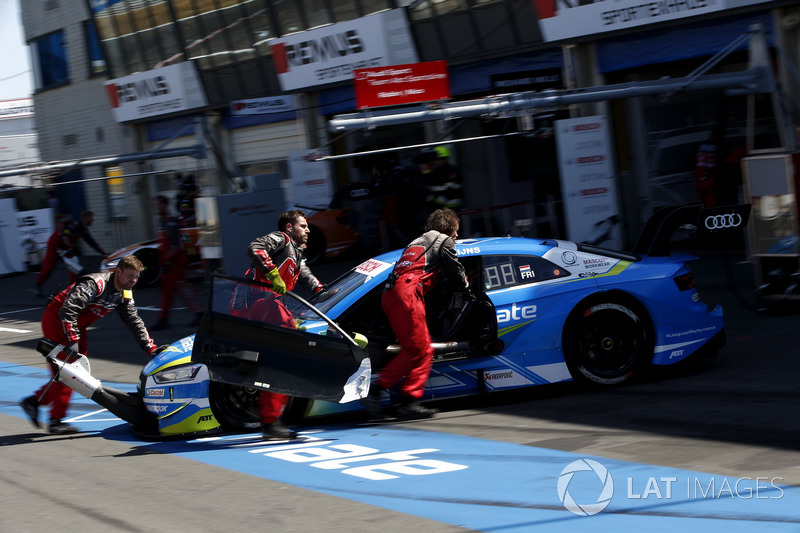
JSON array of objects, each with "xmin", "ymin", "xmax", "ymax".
[
  {"xmin": 363, "ymin": 208, "xmax": 469, "ymax": 420},
  {"xmin": 243, "ymin": 210, "xmax": 324, "ymax": 440},
  {"xmin": 20, "ymin": 255, "xmax": 159, "ymax": 434},
  {"xmin": 33, "ymin": 210, "xmax": 106, "ymax": 297}
]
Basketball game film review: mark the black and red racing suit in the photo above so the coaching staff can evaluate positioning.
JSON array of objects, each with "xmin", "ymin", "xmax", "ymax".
[
  {"xmin": 33, "ymin": 272, "xmax": 157, "ymax": 420},
  {"xmin": 243, "ymin": 231, "xmax": 323, "ymax": 424}
]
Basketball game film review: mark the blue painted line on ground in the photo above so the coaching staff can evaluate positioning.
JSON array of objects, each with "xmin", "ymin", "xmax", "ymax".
[{"xmin": 1, "ymin": 360, "xmax": 798, "ymax": 532}]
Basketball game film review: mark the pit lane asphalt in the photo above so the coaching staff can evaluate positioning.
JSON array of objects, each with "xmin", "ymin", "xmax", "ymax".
[{"xmin": 1, "ymin": 248, "xmax": 799, "ymax": 531}]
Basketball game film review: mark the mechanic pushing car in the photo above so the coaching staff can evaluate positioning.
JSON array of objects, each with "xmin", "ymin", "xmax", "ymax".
[
  {"xmin": 242, "ymin": 209, "xmax": 325, "ymax": 440},
  {"xmin": 21, "ymin": 255, "xmax": 161, "ymax": 434},
  {"xmin": 361, "ymin": 208, "xmax": 469, "ymax": 420}
]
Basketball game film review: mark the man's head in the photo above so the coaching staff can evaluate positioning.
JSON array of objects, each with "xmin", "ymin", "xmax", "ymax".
[
  {"xmin": 114, "ymin": 255, "xmax": 144, "ymax": 291},
  {"xmin": 278, "ymin": 209, "xmax": 311, "ymax": 245},
  {"xmin": 425, "ymin": 208, "xmax": 460, "ymax": 239},
  {"xmin": 80, "ymin": 210, "xmax": 95, "ymax": 227},
  {"xmin": 154, "ymin": 195, "xmax": 169, "ymax": 214}
]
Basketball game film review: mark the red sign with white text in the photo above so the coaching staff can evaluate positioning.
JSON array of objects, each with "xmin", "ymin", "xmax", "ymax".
[{"xmin": 354, "ymin": 61, "xmax": 450, "ymax": 109}]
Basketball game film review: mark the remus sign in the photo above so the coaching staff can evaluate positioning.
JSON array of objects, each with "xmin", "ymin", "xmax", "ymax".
[
  {"xmin": 270, "ymin": 9, "xmax": 418, "ymax": 91},
  {"xmin": 354, "ymin": 61, "xmax": 450, "ymax": 109},
  {"xmin": 104, "ymin": 62, "xmax": 208, "ymax": 123}
]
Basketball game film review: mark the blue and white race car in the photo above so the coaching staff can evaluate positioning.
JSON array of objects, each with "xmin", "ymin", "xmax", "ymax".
[{"xmin": 37, "ymin": 204, "xmax": 749, "ymax": 438}]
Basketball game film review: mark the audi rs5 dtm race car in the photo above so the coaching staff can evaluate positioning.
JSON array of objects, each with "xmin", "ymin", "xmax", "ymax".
[{"xmin": 37, "ymin": 204, "xmax": 750, "ymax": 439}]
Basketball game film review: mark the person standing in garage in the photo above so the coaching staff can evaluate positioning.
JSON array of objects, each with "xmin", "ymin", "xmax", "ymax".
[
  {"xmin": 242, "ymin": 209, "xmax": 325, "ymax": 440},
  {"xmin": 362, "ymin": 208, "xmax": 469, "ymax": 420},
  {"xmin": 32, "ymin": 211, "xmax": 106, "ymax": 297}
]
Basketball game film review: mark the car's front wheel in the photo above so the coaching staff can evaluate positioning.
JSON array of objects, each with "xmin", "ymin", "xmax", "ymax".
[
  {"xmin": 208, "ymin": 381, "xmax": 261, "ymax": 431},
  {"xmin": 564, "ymin": 300, "xmax": 651, "ymax": 386}
]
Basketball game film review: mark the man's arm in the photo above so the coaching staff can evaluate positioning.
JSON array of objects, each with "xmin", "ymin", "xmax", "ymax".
[
  {"xmin": 439, "ymin": 237, "xmax": 468, "ymax": 290},
  {"xmin": 81, "ymin": 228, "xmax": 106, "ymax": 256},
  {"xmin": 247, "ymin": 232, "xmax": 286, "ymax": 275},
  {"xmin": 117, "ymin": 299, "xmax": 158, "ymax": 354},
  {"xmin": 58, "ymin": 279, "xmax": 97, "ymax": 343}
]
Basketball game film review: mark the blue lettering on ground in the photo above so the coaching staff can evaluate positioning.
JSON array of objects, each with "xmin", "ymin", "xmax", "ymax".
[{"xmin": 1, "ymin": 362, "xmax": 798, "ymax": 532}]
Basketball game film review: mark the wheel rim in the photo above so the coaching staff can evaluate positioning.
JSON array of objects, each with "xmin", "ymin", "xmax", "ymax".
[
  {"xmin": 209, "ymin": 382, "xmax": 261, "ymax": 430},
  {"xmin": 575, "ymin": 303, "xmax": 645, "ymax": 382}
]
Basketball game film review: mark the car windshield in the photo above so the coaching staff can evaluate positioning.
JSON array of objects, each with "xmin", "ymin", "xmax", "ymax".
[{"xmin": 298, "ymin": 257, "xmax": 394, "ymax": 316}]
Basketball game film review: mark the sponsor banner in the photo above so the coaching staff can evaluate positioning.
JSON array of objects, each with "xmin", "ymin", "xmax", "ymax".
[
  {"xmin": 0, "ymin": 98, "xmax": 34, "ymax": 120},
  {"xmin": 270, "ymin": 9, "xmax": 418, "ymax": 91},
  {"xmin": 555, "ymin": 116, "xmax": 621, "ymax": 248},
  {"xmin": 104, "ymin": 62, "xmax": 208, "ymax": 123},
  {"xmin": 16, "ymin": 208, "xmax": 54, "ymax": 253},
  {"xmin": 490, "ymin": 68, "xmax": 563, "ymax": 93},
  {"xmin": 0, "ymin": 199, "xmax": 24, "ymax": 274},
  {"xmin": 288, "ymin": 149, "xmax": 334, "ymax": 210},
  {"xmin": 354, "ymin": 61, "xmax": 450, "ymax": 109},
  {"xmin": 534, "ymin": 0, "xmax": 773, "ymax": 42},
  {"xmin": 230, "ymin": 96, "xmax": 295, "ymax": 115}
]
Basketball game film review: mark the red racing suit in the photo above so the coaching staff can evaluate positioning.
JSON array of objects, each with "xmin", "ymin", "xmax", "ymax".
[
  {"xmin": 379, "ymin": 230, "xmax": 468, "ymax": 400},
  {"xmin": 156, "ymin": 212, "xmax": 202, "ymax": 320},
  {"xmin": 33, "ymin": 272, "xmax": 157, "ymax": 420},
  {"xmin": 37, "ymin": 219, "xmax": 105, "ymax": 286},
  {"xmin": 244, "ymin": 231, "xmax": 323, "ymax": 424}
]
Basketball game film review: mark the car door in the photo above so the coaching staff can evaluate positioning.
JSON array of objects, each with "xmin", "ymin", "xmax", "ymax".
[{"xmin": 191, "ymin": 275, "xmax": 371, "ymax": 403}]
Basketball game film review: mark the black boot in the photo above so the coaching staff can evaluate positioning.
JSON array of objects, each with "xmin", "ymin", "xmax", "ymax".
[
  {"xmin": 261, "ymin": 420, "xmax": 298, "ymax": 441},
  {"xmin": 395, "ymin": 397, "xmax": 439, "ymax": 420},
  {"xmin": 20, "ymin": 395, "xmax": 40, "ymax": 428},
  {"xmin": 48, "ymin": 419, "xmax": 79, "ymax": 434},
  {"xmin": 359, "ymin": 384, "xmax": 386, "ymax": 420}
]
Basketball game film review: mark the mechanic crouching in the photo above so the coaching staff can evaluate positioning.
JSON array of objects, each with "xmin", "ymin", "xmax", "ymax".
[{"xmin": 362, "ymin": 208, "xmax": 469, "ymax": 420}]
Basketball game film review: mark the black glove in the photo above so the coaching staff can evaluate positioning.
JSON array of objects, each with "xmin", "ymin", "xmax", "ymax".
[
  {"xmin": 64, "ymin": 342, "xmax": 80, "ymax": 359},
  {"xmin": 152, "ymin": 345, "xmax": 170, "ymax": 357}
]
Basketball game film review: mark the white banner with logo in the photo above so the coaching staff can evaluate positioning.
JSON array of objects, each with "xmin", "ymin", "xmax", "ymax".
[
  {"xmin": 104, "ymin": 62, "xmax": 208, "ymax": 123},
  {"xmin": 536, "ymin": 0, "xmax": 772, "ymax": 42},
  {"xmin": 288, "ymin": 150, "xmax": 333, "ymax": 210},
  {"xmin": 555, "ymin": 116, "xmax": 621, "ymax": 248},
  {"xmin": 230, "ymin": 96, "xmax": 295, "ymax": 115},
  {"xmin": 0, "ymin": 98, "xmax": 34, "ymax": 120},
  {"xmin": 270, "ymin": 9, "xmax": 418, "ymax": 91},
  {"xmin": 0, "ymin": 198, "xmax": 24, "ymax": 274}
]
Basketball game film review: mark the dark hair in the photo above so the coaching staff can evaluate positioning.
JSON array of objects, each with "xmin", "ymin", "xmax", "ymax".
[
  {"xmin": 118, "ymin": 254, "xmax": 144, "ymax": 272},
  {"xmin": 80, "ymin": 210, "xmax": 94, "ymax": 219},
  {"xmin": 155, "ymin": 195, "xmax": 169, "ymax": 207},
  {"xmin": 424, "ymin": 208, "xmax": 459, "ymax": 235},
  {"xmin": 278, "ymin": 209, "xmax": 307, "ymax": 231}
]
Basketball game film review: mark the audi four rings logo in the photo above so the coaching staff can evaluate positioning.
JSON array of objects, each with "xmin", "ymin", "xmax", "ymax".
[{"xmin": 704, "ymin": 213, "xmax": 742, "ymax": 230}]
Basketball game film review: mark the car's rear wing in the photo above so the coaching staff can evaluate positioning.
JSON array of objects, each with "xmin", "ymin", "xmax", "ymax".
[
  {"xmin": 191, "ymin": 275, "xmax": 371, "ymax": 403},
  {"xmin": 632, "ymin": 204, "xmax": 751, "ymax": 257}
]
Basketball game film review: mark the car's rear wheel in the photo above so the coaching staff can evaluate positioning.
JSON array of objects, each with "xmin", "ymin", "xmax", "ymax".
[
  {"xmin": 134, "ymin": 248, "xmax": 162, "ymax": 288},
  {"xmin": 209, "ymin": 381, "xmax": 261, "ymax": 431},
  {"xmin": 564, "ymin": 300, "xmax": 651, "ymax": 386},
  {"xmin": 305, "ymin": 226, "xmax": 326, "ymax": 265}
]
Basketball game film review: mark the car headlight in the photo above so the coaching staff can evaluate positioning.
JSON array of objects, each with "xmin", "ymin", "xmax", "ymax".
[{"xmin": 153, "ymin": 365, "xmax": 201, "ymax": 384}]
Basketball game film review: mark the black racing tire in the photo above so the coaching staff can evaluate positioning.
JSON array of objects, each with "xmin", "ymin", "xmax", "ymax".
[
  {"xmin": 134, "ymin": 248, "xmax": 162, "ymax": 288},
  {"xmin": 305, "ymin": 226, "xmax": 326, "ymax": 265},
  {"xmin": 563, "ymin": 300, "xmax": 652, "ymax": 386},
  {"xmin": 209, "ymin": 381, "xmax": 261, "ymax": 432}
]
